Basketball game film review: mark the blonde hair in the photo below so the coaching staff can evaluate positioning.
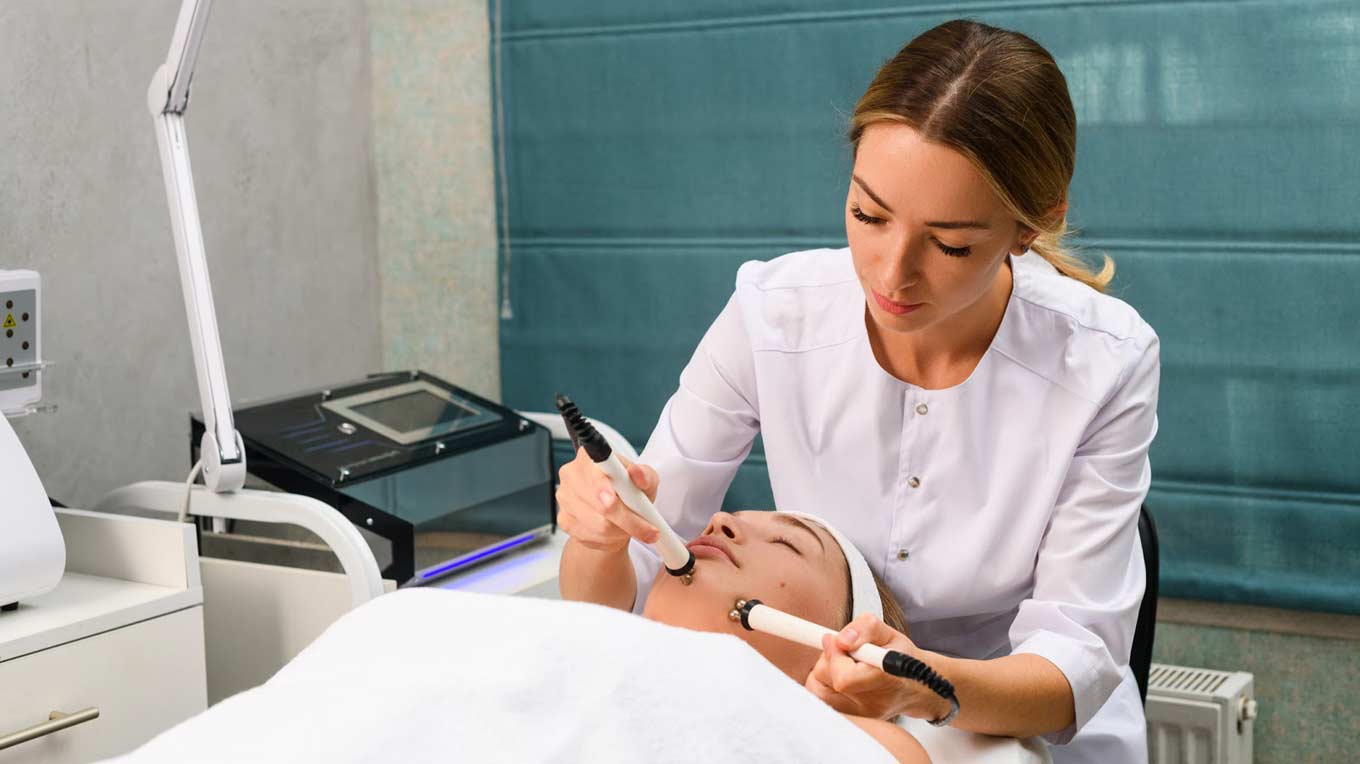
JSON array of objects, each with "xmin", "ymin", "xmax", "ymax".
[
  {"xmin": 850, "ymin": 20, "xmax": 1113, "ymax": 292},
  {"xmin": 873, "ymin": 568, "xmax": 910, "ymax": 637}
]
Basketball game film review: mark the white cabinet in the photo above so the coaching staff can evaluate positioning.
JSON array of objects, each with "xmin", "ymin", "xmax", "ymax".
[{"xmin": 0, "ymin": 510, "xmax": 206, "ymax": 763}]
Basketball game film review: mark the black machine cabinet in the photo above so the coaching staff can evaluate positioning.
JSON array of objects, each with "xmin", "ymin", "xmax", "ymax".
[{"xmin": 191, "ymin": 371, "xmax": 554, "ymax": 583}]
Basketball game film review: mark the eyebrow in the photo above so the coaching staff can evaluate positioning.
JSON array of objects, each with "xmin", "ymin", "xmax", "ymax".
[
  {"xmin": 774, "ymin": 514, "xmax": 826, "ymax": 553},
  {"xmin": 851, "ymin": 174, "xmax": 992, "ymax": 230}
]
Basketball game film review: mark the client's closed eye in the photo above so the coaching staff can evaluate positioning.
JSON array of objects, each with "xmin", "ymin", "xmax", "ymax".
[{"xmin": 771, "ymin": 536, "xmax": 803, "ymax": 556}]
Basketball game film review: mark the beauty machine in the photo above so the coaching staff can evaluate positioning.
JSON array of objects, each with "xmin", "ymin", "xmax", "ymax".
[
  {"xmin": 190, "ymin": 372, "xmax": 555, "ymax": 585},
  {"xmin": 0, "ymin": 269, "xmax": 64, "ymax": 611}
]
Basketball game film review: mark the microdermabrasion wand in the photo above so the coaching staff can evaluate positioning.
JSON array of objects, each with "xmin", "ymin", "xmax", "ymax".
[
  {"xmin": 556, "ymin": 394, "xmax": 696, "ymax": 584},
  {"xmin": 729, "ymin": 598, "xmax": 960, "ymax": 726}
]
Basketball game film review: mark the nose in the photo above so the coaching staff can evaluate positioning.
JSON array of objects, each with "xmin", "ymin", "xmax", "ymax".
[
  {"xmin": 703, "ymin": 512, "xmax": 743, "ymax": 542},
  {"xmin": 870, "ymin": 228, "xmax": 924, "ymax": 288},
  {"xmin": 876, "ymin": 236, "xmax": 922, "ymax": 293}
]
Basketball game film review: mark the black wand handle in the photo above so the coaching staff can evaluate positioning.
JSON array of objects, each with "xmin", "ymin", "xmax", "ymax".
[{"xmin": 881, "ymin": 650, "xmax": 960, "ymax": 720}]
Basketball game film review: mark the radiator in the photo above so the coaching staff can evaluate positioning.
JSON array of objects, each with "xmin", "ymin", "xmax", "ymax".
[{"xmin": 1146, "ymin": 663, "xmax": 1257, "ymax": 764}]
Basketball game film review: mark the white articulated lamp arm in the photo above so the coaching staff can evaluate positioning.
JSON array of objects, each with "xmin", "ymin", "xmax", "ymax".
[{"xmin": 147, "ymin": 0, "xmax": 244, "ymax": 492}]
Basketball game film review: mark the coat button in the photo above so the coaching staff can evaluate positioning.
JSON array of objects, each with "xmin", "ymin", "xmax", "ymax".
[
  {"xmin": 908, "ymin": 476, "xmax": 921, "ymax": 488},
  {"xmin": 916, "ymin": 403, "xmax": 929, "ymax": 415},
  {"xmin": 897, "ymin": 549, "xmax": 910, "ymax": 561}
]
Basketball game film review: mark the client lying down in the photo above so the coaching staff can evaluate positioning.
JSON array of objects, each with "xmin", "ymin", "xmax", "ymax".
[
  {"xmin": 107, "ymin": 537, "xmax": 920, "ymax": 764},
  {"xmin": 106, "ymin": 513, "xmax": 1041, "ymax": 763},
  {"xmin": 577, "ymin": 508, "xmax": 931, "ymax": 764}
]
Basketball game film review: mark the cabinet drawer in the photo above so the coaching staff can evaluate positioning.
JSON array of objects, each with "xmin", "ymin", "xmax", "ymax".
[{"xmin": 0, "ymin": 607, "xmax": 206, "ymax": 764}]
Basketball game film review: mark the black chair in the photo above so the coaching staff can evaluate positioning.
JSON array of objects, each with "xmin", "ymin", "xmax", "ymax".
[{"xmin": 1129, "ymin": 504, "xmax": 1159, "ymax": 704}]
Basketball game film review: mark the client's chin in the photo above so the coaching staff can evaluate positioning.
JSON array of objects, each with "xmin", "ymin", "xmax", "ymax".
[{"xmin": 643, "ymin": 564, "xmax": 747, "ymax": 638}]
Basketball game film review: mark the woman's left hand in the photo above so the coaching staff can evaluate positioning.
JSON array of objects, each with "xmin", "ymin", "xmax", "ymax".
[{"xmin": 805, "ymin": 613, "xmax": 954, "ymax": 723}]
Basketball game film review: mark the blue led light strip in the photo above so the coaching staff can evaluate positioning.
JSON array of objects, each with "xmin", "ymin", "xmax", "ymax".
[{"xmin": 419, "ymin": 532, "xmax": 540, "ymax": 580}]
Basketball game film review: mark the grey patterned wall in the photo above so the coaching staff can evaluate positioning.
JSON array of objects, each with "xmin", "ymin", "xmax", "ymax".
[{"xmin": 370, "ymin": 1, "xmax": 500, "ymax": 402}]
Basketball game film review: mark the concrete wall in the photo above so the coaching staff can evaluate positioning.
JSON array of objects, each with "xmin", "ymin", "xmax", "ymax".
[{"xmin": 2, "ymin": 0, "xmax": 383, "ymax": 507}]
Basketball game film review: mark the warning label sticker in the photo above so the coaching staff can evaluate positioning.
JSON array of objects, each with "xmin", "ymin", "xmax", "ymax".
[{"xmin": 1, "ymin": 314, "xmax": 15, "ymax": 329}]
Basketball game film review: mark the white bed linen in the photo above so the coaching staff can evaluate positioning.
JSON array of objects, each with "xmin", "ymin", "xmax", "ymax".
[{"xmin": 105, "ymin": 589, "xmax": 1048, "ymax": 763}]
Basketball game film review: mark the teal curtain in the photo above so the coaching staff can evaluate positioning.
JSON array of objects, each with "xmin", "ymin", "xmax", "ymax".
[{"xmin": 492, "ymin": 1, "xmax": 1360, "ymax": 614}]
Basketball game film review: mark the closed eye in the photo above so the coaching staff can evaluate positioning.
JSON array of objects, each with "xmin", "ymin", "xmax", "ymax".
[
  {"xmin": 853, "ymin": 205, "xmax": 973, "ymax": 257},
  {"xmin": 934, "ymin": 239, "xmax": 972, "ymax": 257},
  {"xmin": 772, "ymin": 535, "xmax": 803, "ymax": 556},
  {"xmin": 850, "ymin": 204, "xmax": 884, "ymax": 226}
]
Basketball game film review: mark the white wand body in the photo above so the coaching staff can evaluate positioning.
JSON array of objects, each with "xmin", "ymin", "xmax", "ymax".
[
  {"xmin": 556, "ymin": 394, "xmax": 695, "ymax": 579},
  {"xmin": 730, "ymin": 598, "xmax": 960, "ymax": 726}
]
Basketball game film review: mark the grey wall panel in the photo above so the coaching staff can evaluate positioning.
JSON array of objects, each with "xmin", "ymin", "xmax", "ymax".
[{"xmin": 3, "ymin": 0, "xmax": 382, "ymax": 507}]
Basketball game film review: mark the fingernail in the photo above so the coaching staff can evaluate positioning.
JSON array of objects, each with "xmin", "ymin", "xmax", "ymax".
[
  {"xmin": 840, "ymin": 627, "xmax": 859, "ymax": 644},
  {"xmin": 598, "ymin": 490, "xmax": 614, "ymax": 507}
]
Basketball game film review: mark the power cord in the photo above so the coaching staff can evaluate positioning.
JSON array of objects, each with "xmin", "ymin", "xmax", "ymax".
[{"xmin": 178, "ymin": 459, "xmax": 203, "ymax": 523}]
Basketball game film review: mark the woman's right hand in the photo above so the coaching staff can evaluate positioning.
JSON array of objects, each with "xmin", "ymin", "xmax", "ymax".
[{"xmin": 556, "ymin": 447, "xmax": 662, "ymax": 553}]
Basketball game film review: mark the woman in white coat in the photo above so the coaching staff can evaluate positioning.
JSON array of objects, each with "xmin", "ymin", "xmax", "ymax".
[{"xmin": 556, "ymin": 19, "xmax": 1159, "ymax": 764}]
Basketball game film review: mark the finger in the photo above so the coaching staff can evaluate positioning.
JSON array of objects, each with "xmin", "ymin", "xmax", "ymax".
[
  {"xmin": 603, "ymin": 501, "xmax": 661, "ymax": 544},
  {"xmin": 555, "ymin": 487, "xmax": 585, "ymax": 527},
  {"xmin": 560, "ymin": 451, "xmax": 612, "ymax": 508},
  {"xmin": 808, "ymin": 651, "xmax": 840, "ymax": 693},
  {"xmin": 833, "ymin": 663, "xmax": 895, "ymax": 701},
  {"xmin": 556, "ymin": 484, "xmax": 607, "ymax": 530},
  {"xmin": 805, "ymin": 672, "xmax": 858, "ymax": 714},
  {"xmin": 557, "ymin": 502, "xmax": 607, "ymax": 540},
  {"xmin": 814, "ymin": 688, "xmax": 859, "ymax": 715},
  {"xmin": 825, "ymin": 636, "xmax": 897, "ymax": 696},
  {"xmin": 565, "ymin": 461, "xmax": 618, "ymax": 516},
  {"xmin": 627, "ymin": 462, "xmax": 660, "ymax": 501},
  {"xmin": 566, "ymin": 464, "xmax": 658, "ymax": 545},
  {"xmin": 848, "ymin": 661, "xmax": 893, "ymax": 692},
  {"xmin": 837, "ymin": 613, "xmax": 894, "ymax": 650},
  {"xmin": 821, "ymin": 637, "xmax": 865, "ymax": 695}
]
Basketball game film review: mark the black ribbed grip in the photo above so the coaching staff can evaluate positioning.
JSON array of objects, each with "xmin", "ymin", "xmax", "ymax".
[
  {"xmin": 882, "ymin": 650, "xmax": 958, "ymax": 708},
  {"xmin": 555, "ymin": 393, "xmax": 611, "ymax": 462}
]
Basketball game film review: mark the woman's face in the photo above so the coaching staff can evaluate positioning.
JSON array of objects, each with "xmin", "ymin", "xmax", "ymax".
[
  {"xmin": 643, "ymin": 511, "xmax": 848, "ymax": 683},
  {"xmin": 847, "ymin": 123, "xmax": 1031, "ymax": 336}
]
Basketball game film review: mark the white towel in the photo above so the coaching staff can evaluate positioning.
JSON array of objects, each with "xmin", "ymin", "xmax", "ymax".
[{"xmin": 106, "ymin": 589, "xmax": 894, "ymax": 763}]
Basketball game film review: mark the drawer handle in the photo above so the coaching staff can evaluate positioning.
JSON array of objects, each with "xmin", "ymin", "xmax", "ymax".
[{"xmin": 0, "ymin": 707, "xmax": 100, "ymax": 751}]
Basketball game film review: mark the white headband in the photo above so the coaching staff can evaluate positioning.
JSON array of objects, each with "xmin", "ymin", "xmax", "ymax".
[{"xmin": 782, "ymin": 511, "xmax": 883, "ymax": 622}]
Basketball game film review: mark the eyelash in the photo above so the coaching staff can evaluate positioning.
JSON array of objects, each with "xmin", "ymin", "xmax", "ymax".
[
  {"xmin": 849, "ymin": 204, "xmax": 973, "ymax": 258},
  {"xmin": 849, "ymin": 204, "xmax": 885, "ymax": 226},
  {"xmin": 772, "ymin": 535, "xmax": 802, "ymax": 555}
]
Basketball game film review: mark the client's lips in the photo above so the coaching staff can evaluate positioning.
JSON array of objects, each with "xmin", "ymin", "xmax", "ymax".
[{"xmin": 687, "ymin": 536, "xmax": 739, "ymax": 567}]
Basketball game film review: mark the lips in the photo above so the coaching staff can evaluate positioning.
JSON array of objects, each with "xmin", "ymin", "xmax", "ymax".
[
  {"xmin": 872, "ymin": 290, "xmax": 922, "ymax": 316},
  {"xmin": 687, "ymin": 536, "xmax": 739, "ymax": 567}
]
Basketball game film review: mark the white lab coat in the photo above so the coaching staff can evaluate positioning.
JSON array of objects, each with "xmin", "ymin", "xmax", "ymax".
[{"xmin": 629, "ymin": 247, "xmax": 1158, "ymax": 763}]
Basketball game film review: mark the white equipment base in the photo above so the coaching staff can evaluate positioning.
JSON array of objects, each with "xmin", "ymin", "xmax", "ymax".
[{"xmin": 0, "ymin": 411, "xmax": 63, "ymax": 608}]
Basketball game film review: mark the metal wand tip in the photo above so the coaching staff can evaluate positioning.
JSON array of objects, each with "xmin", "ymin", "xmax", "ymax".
[
  {"xmin": 681, "ymin": 573, "xmax": 694, "ymax": 586},
  {"xmin": 728, "ymin": 609, "xmax": 740, "ymax": 622}
]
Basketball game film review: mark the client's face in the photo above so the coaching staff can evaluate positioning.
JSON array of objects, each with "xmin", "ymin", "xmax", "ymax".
[{"xmin": 643, "ymin": 511, "xmax": 848, "ymax": 683}]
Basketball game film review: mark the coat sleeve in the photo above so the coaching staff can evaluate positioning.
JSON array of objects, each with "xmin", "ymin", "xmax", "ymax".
[
  {"xmin": 1008, "ymin": 331, "xmax": 1161, "ymax": 744},
  {"xmin": 629, "ymin": 290, "xmax": 761, "ymax": 613}
]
